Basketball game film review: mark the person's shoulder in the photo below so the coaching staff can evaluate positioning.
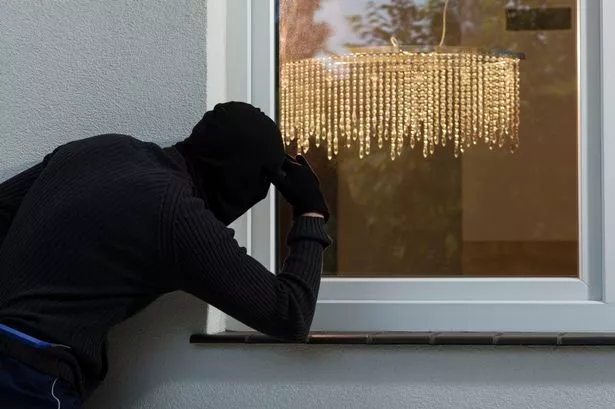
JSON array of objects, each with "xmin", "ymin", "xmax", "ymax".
[
  {"xmin": 52, "ymin": 134, "xmax": 138, "ymax": 155},
  {"xmin": 70, "ymin": 133, "xmax": 136, "ymax": 145}
]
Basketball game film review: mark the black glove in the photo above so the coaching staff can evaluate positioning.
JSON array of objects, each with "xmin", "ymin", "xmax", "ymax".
[{"xmin": 271, "ymin": 154, "xmax": 330, "ymax": 222}]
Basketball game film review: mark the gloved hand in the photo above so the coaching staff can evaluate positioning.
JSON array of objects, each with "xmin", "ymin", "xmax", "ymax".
[{"xmin": 271, "ymin": 154, "xmax": 330, "ymax": 222}]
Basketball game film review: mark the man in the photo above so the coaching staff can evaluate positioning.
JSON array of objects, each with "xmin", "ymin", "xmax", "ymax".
[{"xmin": 0, "ymin": 101, "xmax": 330, "ymax": 407}]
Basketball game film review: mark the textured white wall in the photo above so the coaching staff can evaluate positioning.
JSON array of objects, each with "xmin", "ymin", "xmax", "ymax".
[
  {"xmin": 3, "ymin": 1, "xmax": 615, "ymax": 409},
  {"xmin": 0, "ymin": 0, "xmax": 206, "ymax": 180}
]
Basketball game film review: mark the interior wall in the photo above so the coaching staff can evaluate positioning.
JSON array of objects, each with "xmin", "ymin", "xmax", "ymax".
[{"xmin": 461, "ymin": 0, "xmax": 578, "ymax": 243}]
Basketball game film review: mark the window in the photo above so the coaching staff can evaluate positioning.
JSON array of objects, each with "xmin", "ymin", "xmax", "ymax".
[{"xmin": 218, "ymin": 0, "xmax": 615, "ymax": 333}]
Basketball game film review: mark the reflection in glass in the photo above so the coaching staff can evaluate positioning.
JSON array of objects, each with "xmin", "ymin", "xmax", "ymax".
[{"xmin": 278, "ymin": 0, "xmax": 579, "ymax": 278}]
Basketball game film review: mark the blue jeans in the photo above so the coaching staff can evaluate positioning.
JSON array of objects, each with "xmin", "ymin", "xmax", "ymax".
[{"xmin": 0, "ymin": 352, "xmax": 82, "ymax": 408}]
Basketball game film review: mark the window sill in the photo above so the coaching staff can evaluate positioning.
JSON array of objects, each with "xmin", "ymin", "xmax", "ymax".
[{"xmin": 190, "ymin": 331, "xmax": 615, "ymax": 346}]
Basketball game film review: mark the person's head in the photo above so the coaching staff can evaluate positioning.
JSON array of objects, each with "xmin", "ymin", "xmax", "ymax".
[{"xmin": 176, "ymin": 101, "xmax": 286, "ymax": 225}]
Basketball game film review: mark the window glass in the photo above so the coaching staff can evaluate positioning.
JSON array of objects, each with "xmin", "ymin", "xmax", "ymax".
[{"xmin": 278, "ymin": 0, "xmax": 578, "ymax": 277}]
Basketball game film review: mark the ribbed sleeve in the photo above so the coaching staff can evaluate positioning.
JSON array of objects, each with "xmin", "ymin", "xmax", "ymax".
[
  {"xmin": 0, "ymin": 162, "xmax": 45, "ymax": 245},
  {"xmin": 165, "ymin": 184, "xmax": 330, "ymax": 341}
]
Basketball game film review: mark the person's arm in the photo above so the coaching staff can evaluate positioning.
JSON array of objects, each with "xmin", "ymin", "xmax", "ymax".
[
  {"xmin": 168, "ymin": 190, "xmax": 330, "ymax": 341},
  {"xmin": 0, "ymin": 161, "xmax": 48, "ymax": 244}
]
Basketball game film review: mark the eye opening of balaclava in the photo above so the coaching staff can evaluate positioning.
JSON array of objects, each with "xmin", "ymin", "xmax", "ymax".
[{"xmin": 175, "ymin": 102, "xmax": 286, "ymax": 225}]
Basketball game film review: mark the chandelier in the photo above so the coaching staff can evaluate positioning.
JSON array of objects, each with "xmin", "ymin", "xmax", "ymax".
[{"xmin": 279, "ymin": 0, "xmax": 524, "ymax": 160}]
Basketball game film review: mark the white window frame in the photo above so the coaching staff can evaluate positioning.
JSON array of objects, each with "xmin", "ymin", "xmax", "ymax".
[{"xmin": 207, "ymin": 0, "xmax": 615, "ymax": 333}]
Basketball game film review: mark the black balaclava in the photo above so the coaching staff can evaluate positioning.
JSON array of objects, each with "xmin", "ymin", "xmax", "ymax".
[{"xmin": 174, "ymin": 102, "xmax": 286, "ymax": 225}]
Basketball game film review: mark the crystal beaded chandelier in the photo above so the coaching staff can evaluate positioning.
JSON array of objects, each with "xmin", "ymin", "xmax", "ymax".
[{"xmin": 279, "ymin": 0, "xmax": 524, "ymax": 159}]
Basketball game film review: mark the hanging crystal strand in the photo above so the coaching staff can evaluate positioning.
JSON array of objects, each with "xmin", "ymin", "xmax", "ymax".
[
  {"xmin": 301, "ymin": 61, "xmax": 308, "ymax": 148},
  {"xmin": 396, "ymin": 57, "xmax": 404, "ymax": 144},
  {"xmin": 485, "ymin": 57, "xmax": 495, "ymax": 149},
  {"xmin": 425, "ymin": 54, "xmax": 435, "ymax": 156},
  {"xmin": 457, "ymin": 54, "xmax": 465, "ymax": 154},
  {"xmin": 365, "ymin": 58, "xmax": 372, "ymax": 156},
  {"xmin": 295, "ymin": 61, "xmax": 302, "ymax": 153},
  {"xmin": 504, "ymin": 60, "xmax": 511, "ymax": 146},
  {"xmin": 497, "ymin": 62, "xmax": 502, "ymax": 147},
  {"xmin": 359, "ymin": 59, "xmax": 367, "ymax": 157},
  {"xmin": 463, "ymin": 54, "xmax": 469, "ymax": 146},
  {"xmin": 493, "ymin": 57, "xmax": 503, "ymax": 148},
  {"xmin": 402, "ymin": 60, "xmax": 411, "ymax": 152},
  {"xmin": 510, "ymin": 63, "xmax": 516, "ymax": 141},
  {"xmin": 326, "ymin": 61, "xmax": 334, "ymax": 159},
  {"xmin": 370, "ymin": 57, "xmax": 378, "ymax": 147},
  {"xmin": 462, "ymin": 53, "xmax": 471, "ymax": 152},
  {"xmin": 358, "ymin": 59, "xmax": 365, "ymax": 159},
  {"xmin": 321, "ymin": 58, "xmax": 329, "ymax": 148},
  {"xmin": 337, "ymin": 59, "xmax": 345, "ymax": 152},
  {"xmin": 484, "ymin": 57, "xmax": 490, "ymax": 148},
  {"xmin": 453, "ymin": 55, "xmax": 461, "ymax": 157},
  {"xmin": 485, "ymin": 57, "xmax": 492, "ymax": 148},
  {"xmin": 365, "ymin": 57, "xmax": 374, "ymax": 157},
  {"xmin": 383, "ymin": 56, "xmax": 391, "ymax": 149},
  {"xmin": 492, "ymin": 57, "xmax": 499, "ymax": 149},
  {"xmin": 457, "ymin": 54, "xmax": 464, "ymax": 155},
  {"xmin": 300, "ymin": 61, "xmax": 308, "ymax": 152},
  {"xmin": 446, "ymin": 54, "xmax": 454, "ymax": 151},
  {"xmin": 478, "ymin": 54, "xmax": 485, "ymax": 145},
  {"xmin": 289, "ymin": 62, "xmax": 298, "ymax": 150},
  {"xmin": 307, "ymin": 61, "xmax": 316, "ymax": 148},
  {"xmin": 431, "ymin": 53, "xmax": 438, "ymax": 154},
  {"xmin": 296, "ymin": 61, "xmax": 304, "ymax": 152},
  {"xmin": 338, "ymin": 60, "xmax": 346, "ymax": 152},
  {"xmin": 489, "ymin": 57, "xmax": 496, "ymax": 149},
  {"xmin": 438, "ymin": 54, "xmax": 447, "ymax": 147},
  {"xmin": 387, "ymin": 54, "xmax": 395, "ymax": 145},
  {"xmin": 419, "ymin": 55, "xmax": 429, "ymax": 158},
  {"xmin": 418, "ymin": 55, "xmax": 426, "ymax": 156},
  {"xmin": 433, "ymin": 53, "xmax": 441, "ymax": 148},
  {"xmin": 409, "ymin": 56, "xmax": 417, "ymax": 150},
  {"xmin": 483, "ymin": 56, "xmax": 490, "ymax": 146},
  {"xmin": 300, "ymin": 61, "xmax": 310, "ymax": 153},
  {"xmin": 305, "ymin": 60, "xmax": 312, "ymax": 152},
  {"xmin": 303, "ymin": 61, "xmax": 310, "ymax": 150},
  {"xmin": 287, "ymin": 64, "xmax": 293, "ymax": 144},
  {"xmin": 280, "ymin": 65, "xmax": 288, "ymax": 145},
  {"xmin": 377, "ymin": 58, "xmax": 385, "ymax": 149},
  {"xmin": 352, "ymin": 57, "xmax": 359, "ymax": 142},
  {"xmin": 471, "ymin": 53, "xmax": 479, "ymax": 145},
  {"xmin": 498, "ymin": 58, "xmax": 510, "ymax": 148},
  {"xmin": 286, "ymin": 62, "xmax": 293, "ymax": 147},
  {"xmin": 321, "ymin": 58, "xmax": 330, "ymax": 150},
  {"xmin": 503, "ymin": 62, "xmax": 512, "ymax": 148},
  {"xmin": 435, "ymin": 53, "xmax": 440, "ymax": 154},
  {"xmin": 344, "ymin": 58, "xmax": 352, "ymax": 149},
  {"xmin": 473, "ymin": 55, "xmax": 479, "ymax": 142},
  {"xmin": 332, "ymin": 60, "xmax": 341, "ymax": 156},
  {"xmin": 459, "ymin": 54, "xmax": 466, "ymax": 153},
  {"xmin": 513, "ymin": 59, "xmax": 521, "ymax": 150},
  {"xmin": 279, "ymin": 65, "xmax": 284, "ymax": 143},
  {"xmin": 291, "ymin": 62, "xmax": 299, "ymax": 151},
  {"xmin": 314, "ymin": 58, "xmax": 323, "ymax": 148},
  {"xmin": 390, "ymin": 57, "xmax": 398, "ymax": 159},
  {"xmin": 396, "ymin": 62, "xmax": 404, "ymax": 157},
  {"xmin": 503, "ymin": 59, "xmax": 511, "ymax": 148},
  {"xmin": 423, "ymin": 54, "xmax": 433, "ymax": 155},
  {"xmin": 300, "ymin": 61, "xmax": 308, "ymax": 153},
  {"xmin": 493, "ymin": 58, "xmax": 500, "ymax": 148},
  {"xmin": 494, "ymin": 58, "xmax": 502, "ymax": 148},
  {"xmin": 326, "ymin": 60, "xmax": 333, "ymax": 156}
]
